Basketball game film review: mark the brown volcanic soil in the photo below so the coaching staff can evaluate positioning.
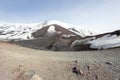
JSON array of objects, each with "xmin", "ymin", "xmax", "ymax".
[
  {"xmin": 0, "ymin": 41, "xmax": 120, "ymax": 80},
  {"xmin": 32, "ymin": 24, "xmax": 80, "ymax": 38}
]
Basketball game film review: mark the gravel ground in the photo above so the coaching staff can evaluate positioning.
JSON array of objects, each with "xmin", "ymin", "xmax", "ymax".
[{"xmin": 0, "ymin": 41, "xmax": 120, "ymax": 80}]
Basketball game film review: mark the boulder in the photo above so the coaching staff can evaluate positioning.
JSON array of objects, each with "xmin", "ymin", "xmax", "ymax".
[{"xmin": 30, "ymin": 74, "xmax": 43, "ymax": 80}]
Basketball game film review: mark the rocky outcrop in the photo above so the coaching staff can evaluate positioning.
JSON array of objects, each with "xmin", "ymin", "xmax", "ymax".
[{"xmin": 110, "ymin": 30, "xmax": 120, "ymax": 36}]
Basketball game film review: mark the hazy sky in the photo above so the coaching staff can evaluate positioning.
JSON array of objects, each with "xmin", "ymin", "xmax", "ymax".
[{"xmin": 0, "ymin": 0, "xmax": 120, "ymax": 32}]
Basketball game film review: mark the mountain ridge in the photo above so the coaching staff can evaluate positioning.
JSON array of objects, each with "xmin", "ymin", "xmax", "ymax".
[
  {"xmin": 0, "ymin": 20, "xmax": 96, "ymax": 41},
  {"xmin": 0, "ymin": 20, "xmax": 120, "ymax": 51}
]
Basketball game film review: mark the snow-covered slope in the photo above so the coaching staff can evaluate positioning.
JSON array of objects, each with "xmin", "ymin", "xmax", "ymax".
[
  {"xmin": 71, "ymin": 30, "xmax": 120, "ymax": 50},
  {"xmin": 0, "ymin": 23, "xmax": 43, "ymax": 40},
  {"xmin": 0, "ymin": 20, "xmax": 97, "ymax": 41},
  {"xmin": 88, "ymin": 34, "xmax": 120, "ymax": 49}
]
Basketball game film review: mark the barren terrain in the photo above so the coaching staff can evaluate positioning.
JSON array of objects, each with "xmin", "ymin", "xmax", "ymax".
[{"xmin": 0, "ymin": 41, "xmax": 120, "ymax": 80}]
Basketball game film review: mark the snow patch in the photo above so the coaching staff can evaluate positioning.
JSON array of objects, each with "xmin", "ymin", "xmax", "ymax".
[
  {"xmin": 88, "ymin": 34, "xmax": 120, "ymax": 49},
  {"xmin": 47, "ymin": 26, "xmax": 56, "ymax": 33},
  {"xmin": 45, "ymin": 26, "xmax": 57, "ymax": 36},
  {"xmin": 62, "ymin": 34, "xmax": 76, "ymax": 38}
]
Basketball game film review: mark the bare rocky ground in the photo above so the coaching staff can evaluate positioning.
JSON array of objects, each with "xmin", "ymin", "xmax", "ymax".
[{"xmin": 0, "ymin": 41, "xmax": 120, "ymax": 80}]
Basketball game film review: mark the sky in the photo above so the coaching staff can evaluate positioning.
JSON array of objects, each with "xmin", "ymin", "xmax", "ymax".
[{"xmin": 0, "ymin": 0, "xmax": 120, "ymax": 33}]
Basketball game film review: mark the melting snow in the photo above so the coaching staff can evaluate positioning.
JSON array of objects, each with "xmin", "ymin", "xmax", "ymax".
[{"xmin": 88, "ymin": 34, "xmax": 120, "ymax": 49}]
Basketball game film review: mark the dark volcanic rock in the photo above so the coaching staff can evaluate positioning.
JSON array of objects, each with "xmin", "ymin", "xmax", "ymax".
[
  {"xmin": 32, "ymin": 26, "xmax": 49, "ymax": 38},
  {"xmin": 10, "ymin": 38, "xmax": 50, "ymax": 50},
  {"xmin": 72, "ymin": 67, "xmax": 84, "ymax": 75},
  {"xmin": 52, "ymin": 43, "xmax": 70, "ymax": 51},
  {"xmin": 72, "ymin": 44, "xmax": 92, "ymax": 51},
  {"xmin": 111, "ymin": 30, "xmax": 120, "ymax": 36}
]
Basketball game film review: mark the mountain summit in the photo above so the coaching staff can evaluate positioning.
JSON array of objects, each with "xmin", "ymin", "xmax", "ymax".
[{"xmin": 0, "ymin": 20, "xmax": 96, "ymax": 41}]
